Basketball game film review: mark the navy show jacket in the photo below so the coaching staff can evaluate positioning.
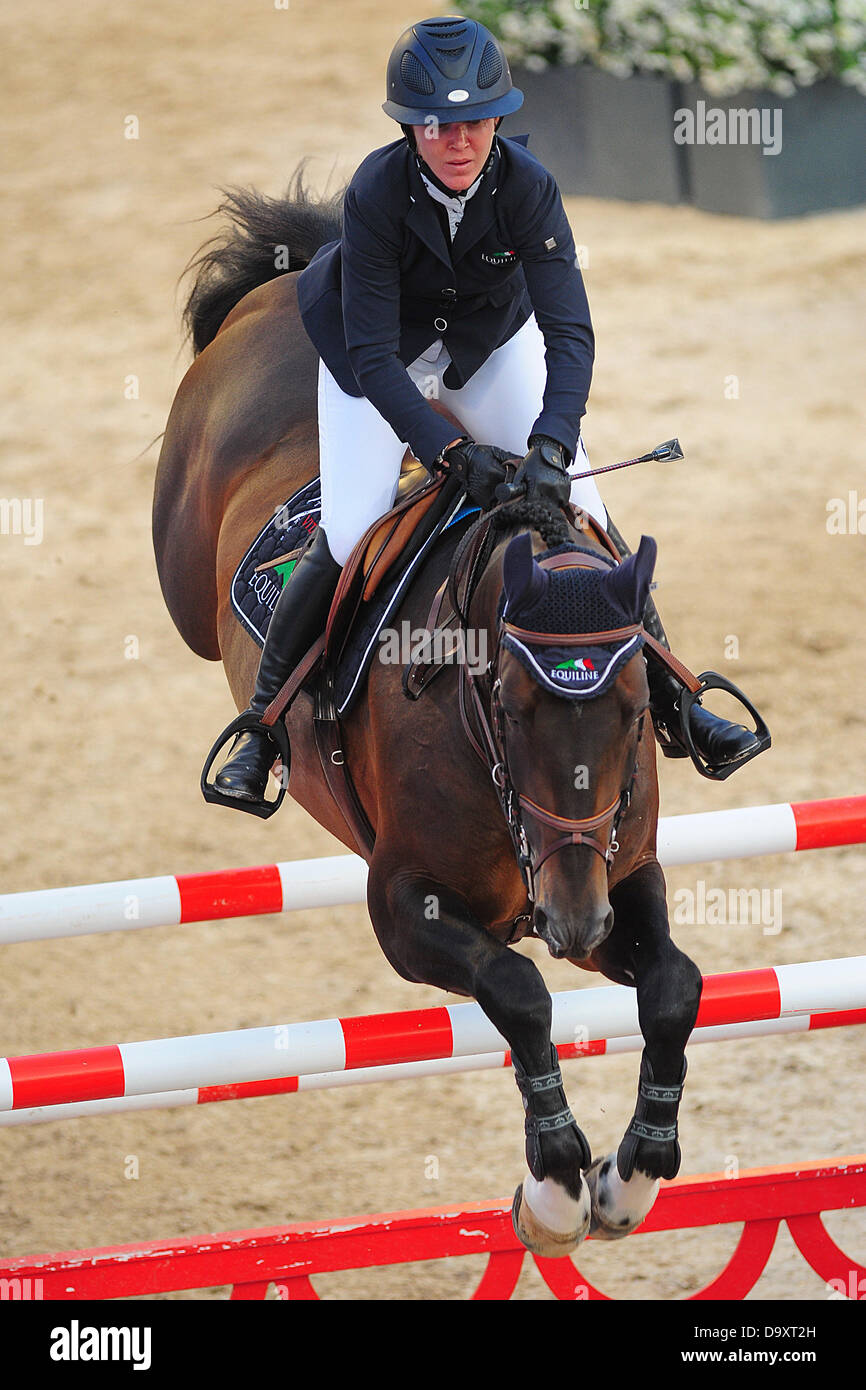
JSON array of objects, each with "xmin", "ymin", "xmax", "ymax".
[{"xmin": 297, "ymin": 134, "xmax": 594, "ymax": 470}]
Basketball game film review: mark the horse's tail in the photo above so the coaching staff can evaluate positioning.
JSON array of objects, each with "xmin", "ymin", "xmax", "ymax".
[{"xmin": 182, "ymin": 163, "xmax": 344, "ymax": 356}]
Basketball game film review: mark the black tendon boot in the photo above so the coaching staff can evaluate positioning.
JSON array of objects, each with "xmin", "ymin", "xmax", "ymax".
[
  {"xmin": 214, "ymin": 527, "xmax": 341, "ymax": 801},
  {"xmin": 605, "ymin": 516, "xmax": 762, "ymax": 774}
]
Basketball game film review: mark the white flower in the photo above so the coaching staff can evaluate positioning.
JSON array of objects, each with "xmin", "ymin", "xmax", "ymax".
[
  {"xmin": 670, "ymin": 54, "xmax": 696, "ymax": 80},
  {"xmin": 463, "ymin": 0, "xmax": 866, "ymax": 94},
  {"xmin": 768, "ymin": 72, "xmax": 798, "ymax": 96}
]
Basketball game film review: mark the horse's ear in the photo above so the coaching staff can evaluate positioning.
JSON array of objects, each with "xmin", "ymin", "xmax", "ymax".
[
  {"xmin": 603, "ymin": 534, "xmax": 657, "ymax": 621},
  {"xmin": 502, "ymin": 533, "xmax": 547, "ymax": 615}
]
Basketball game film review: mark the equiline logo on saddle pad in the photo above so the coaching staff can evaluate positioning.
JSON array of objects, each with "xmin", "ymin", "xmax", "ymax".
[{"xmin": 229, "ymin": 477, "xmax": 322, "ymax": 647}]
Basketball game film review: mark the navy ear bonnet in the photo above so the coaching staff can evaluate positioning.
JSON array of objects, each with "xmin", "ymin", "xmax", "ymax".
[{"xmin": 500, "ymin": 533, "xmax": 657, "ymax": 699}]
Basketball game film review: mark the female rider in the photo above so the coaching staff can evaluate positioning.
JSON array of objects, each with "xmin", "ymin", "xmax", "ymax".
[{"xmin": 214, "ymin": 15, "xmax": 760, "ymax": 804}]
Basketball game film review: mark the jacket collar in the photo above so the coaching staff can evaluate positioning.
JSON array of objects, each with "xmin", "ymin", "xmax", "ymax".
[
  {"xmin": 405, "ymin": 141, "xmax": 501, "ymax": 270},
  {"xmin": 450, "ymin": 148, "xmax": 499, "ymax": 264},
  {"xmin": 406, "ymin": 152, "xmax": 453, "ymax": 269}
]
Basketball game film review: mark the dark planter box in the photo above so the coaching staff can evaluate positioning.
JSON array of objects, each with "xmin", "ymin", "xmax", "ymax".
[
  {"xmin": 680, "ymin": 79, "xmax": 866, "ymax": 217},
  {"xmin": 510, "ymin": 62, "xmax": 685, "ymax": 205},
  {"xmin": 511, "ymin": 62, "xmax": 866, "ymax": 218}
]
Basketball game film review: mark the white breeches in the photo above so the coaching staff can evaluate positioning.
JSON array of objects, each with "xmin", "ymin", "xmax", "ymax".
[{"xmin": 317, "ymin": 313, "xmax": 607, "ymax": 566}]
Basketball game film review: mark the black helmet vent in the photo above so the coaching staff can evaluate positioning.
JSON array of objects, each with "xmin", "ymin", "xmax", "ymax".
[
  {"xmin": 423, "ymin": 22, "xmax": 469, "ymax": 39},
  {"xmin": 477, "ymin": 40, "xmax": 503, "ymax": 89},
  {"xmin": 400, "ymin": 50, "xmax": 436, "ymax": 95}
]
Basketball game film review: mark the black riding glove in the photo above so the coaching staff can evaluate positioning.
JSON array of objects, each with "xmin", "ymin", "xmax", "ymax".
[
  {"xmin": 495, "ymin": 434, "xmax": 573, "ymax": 508},
  {"xmin": 439, "ymin": 437, "xmax": 516, "ymax": 512}
]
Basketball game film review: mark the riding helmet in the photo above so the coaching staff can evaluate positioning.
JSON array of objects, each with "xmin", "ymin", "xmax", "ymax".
[{"xmin": 383, "ymin": 15, "xmax": 524, "ymax": 125}]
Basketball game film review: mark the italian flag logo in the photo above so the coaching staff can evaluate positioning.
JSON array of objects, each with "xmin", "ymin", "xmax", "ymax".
[{"xmin": 554, "ymin": 657, "xmax": 595, "ymax": 673}]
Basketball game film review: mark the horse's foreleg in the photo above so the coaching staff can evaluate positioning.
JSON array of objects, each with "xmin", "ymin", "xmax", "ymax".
[
  {"xmin": 367, "ymin": 861, "xmax": 592, "ymax": 1257},
  {"xmin": 586, "ymin": 860, "xmax": 702, "ymax": 1239}
]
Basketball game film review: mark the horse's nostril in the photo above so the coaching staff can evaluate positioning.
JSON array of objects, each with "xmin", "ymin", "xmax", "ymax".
[{"xmin": 584, "ymin": 910, "xmax": 614, "ymax": 953}]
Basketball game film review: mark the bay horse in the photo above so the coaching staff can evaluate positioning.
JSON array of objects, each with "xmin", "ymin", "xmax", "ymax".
[{"xmin": 152, "ymin": 176, "xmax": 702, "ymax": 1256}]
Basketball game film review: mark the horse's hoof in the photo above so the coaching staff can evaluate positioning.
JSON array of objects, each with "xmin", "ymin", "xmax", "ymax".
[
  {"xmin": 584, "ymin": 1154, "xmax": 659, "ymax": 1240},
  {"xmin": 511, "ymin": 1181, "xmax": 590, "ymax": 1259}
]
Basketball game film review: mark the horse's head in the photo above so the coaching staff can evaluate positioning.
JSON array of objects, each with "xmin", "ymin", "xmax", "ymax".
[{"xmin": 495, "ymin": 529, "xmax": 657, "ymax": 960}]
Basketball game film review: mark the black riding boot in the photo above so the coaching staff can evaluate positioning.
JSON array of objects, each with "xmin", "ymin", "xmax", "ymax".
[
  {"xmin": 214, "ymin": 526, "xmax": 341, "ymax": 801},
  {"xmin": 605, "ymin": 517, "xmax": 760, "ymax": 771}
]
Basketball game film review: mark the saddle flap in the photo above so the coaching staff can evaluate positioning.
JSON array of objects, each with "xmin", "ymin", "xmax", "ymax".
[
  {"xmin": 362, "ymin": 484, "xmax": 444, "ymax": 602},
  {"xmin": 324, "ymin": 472, "xmax": 448, "ymax": 656}
]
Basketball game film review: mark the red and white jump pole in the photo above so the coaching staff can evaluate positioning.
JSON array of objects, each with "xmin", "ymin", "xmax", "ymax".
[
  {"xmin": 2, "ymin": 998, "xmax": 862, "ymax": 1128},
  {"xmin": 1, "ymin": 956, "xmax": 863, "ymax": 1120},
  {"xmin": 0, "ymin": 795, "xmax": 863, "ymax": 946}
]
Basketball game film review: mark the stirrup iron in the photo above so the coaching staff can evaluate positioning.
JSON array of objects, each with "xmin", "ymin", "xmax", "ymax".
[
  {"xmin": 201, "ymin": 709, "xmax": 290, "ymax": 819},
  {"xmin": 678, "ymin": 671, "xmax": 771, "ymax": 781}
]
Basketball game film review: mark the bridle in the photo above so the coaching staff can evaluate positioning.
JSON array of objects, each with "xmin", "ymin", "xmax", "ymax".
[{"xmin": 457, "ymin": 547, "xmax": 646, "ymax": 905}]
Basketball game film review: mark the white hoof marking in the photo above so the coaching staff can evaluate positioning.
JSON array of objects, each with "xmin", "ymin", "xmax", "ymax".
[
  {"xmin": 589, "ymin": 1153, "xmax": 659, "ymax": 1237},
  {"xmin": 523, "ymin": 1172, "xmax": 591, "ymax": 1236}
]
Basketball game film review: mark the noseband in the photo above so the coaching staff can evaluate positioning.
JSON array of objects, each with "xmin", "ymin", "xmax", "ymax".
[{"xmin": 459, "ymin": 549, "xmax": 645, "ymax": 904}]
